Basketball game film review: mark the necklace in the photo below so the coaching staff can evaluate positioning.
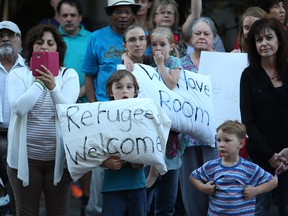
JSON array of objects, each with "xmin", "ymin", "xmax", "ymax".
[
  {"xmin": 263, "ymin": 65, "xmax": 278, "ymax": 80},
  {"xmin": 269, "ymin": 75, "xmax": 279, "ymax": 80}
]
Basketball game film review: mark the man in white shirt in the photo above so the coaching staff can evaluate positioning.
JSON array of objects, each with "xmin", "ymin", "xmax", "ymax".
[{"xmin": 0, "ymin": 20, "xmax": 25, "ymax": 215}]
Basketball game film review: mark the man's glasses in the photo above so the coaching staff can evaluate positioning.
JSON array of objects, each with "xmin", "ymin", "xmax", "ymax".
[
  {"xmin": 125, "ymin": 36, "xmax": 147, "ymax": 43},
  {"xmin": 156, "ymin": 11, "xmax": 175, "ymax": 16},
  {"xmin": 0, "ymin": 32, "xmax": 19, "ymax": 40},
  {"xmin": 113, "ymin": 10, "xmax": 133, "ymax": 16}
]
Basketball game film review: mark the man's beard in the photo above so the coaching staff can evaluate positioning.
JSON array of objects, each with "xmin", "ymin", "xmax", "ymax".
[{"xmin": 0, "ymin": 46, "xmax": 13, "ymax": 57}]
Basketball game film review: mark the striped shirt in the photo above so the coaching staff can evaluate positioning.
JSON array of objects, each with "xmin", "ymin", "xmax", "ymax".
[
  {"xmin": 27, "ymin": 89, "xmax": 56, "ymax": 160},
  {"xmin": 192, "ymin": 157, "xmax": 273, "ymax": 215}
]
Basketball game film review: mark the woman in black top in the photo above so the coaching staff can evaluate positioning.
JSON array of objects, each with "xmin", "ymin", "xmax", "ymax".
[{"xmin": 240, "ymin": 18, "xmax": 288, "ymax": 216}]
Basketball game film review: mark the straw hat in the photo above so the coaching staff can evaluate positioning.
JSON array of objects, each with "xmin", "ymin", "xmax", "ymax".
[{"xmin": 105, "ymin": 0, "xmax": 141, "ymax": 15}]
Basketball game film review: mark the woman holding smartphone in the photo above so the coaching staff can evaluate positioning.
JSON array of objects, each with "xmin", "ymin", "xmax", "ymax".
[{"xmin": 6, "ymin": 24, "xmax": 79, "ymax": 215}]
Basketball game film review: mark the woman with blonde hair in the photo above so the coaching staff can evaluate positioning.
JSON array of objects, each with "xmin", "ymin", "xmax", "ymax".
[
  {"xmin": 237, "ymin": 6, "xmax": 267, "ymax": 52},
  {"xmin": 135, "ymin": 0, "xmax": 153, "ymax": 30}
]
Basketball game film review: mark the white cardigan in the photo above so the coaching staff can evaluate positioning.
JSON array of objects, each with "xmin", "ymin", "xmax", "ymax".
[{"xmin": 7, "ymin": 66, "xmax": 79, "ymax": 186}]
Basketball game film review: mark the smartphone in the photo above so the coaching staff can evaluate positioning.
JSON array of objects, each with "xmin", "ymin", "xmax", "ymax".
[{"xmin": 30, "ymin": 51, "xmax": 59, "ymax": 76}]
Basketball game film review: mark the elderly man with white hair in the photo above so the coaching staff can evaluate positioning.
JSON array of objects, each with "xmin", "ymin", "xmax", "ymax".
[{"xmin": 0, "ymin": 20, "xmax": 24, "ymax": 215}]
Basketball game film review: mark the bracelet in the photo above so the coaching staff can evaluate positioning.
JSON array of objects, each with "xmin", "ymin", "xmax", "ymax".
[{"xmin": 34, "ymin": 79, "xmax": 46, "ymax": 90}]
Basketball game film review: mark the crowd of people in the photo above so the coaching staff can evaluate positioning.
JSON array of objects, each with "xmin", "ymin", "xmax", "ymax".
[{"xmin": 0, "ymin": 0, "xmax": 288, "ymax": 215}]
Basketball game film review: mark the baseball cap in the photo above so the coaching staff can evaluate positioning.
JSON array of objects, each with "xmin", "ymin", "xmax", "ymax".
[{"xmin": 0, "ymin": 21, "xmax": 21, "ymax": 36}]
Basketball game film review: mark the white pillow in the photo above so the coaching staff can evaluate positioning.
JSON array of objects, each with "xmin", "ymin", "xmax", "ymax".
[
  {"xmin": 118, "ymin": 64, "xmax": 215, "ymax": 146},
  {"xmin": 56, "ymin": 98, "xmax": 172, "ymax": 181}
]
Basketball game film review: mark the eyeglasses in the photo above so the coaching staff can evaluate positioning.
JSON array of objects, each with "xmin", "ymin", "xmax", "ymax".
[
  {"xmin": 113, "ymin": 10, "xmax": 133, "ymax": 15},
  {"xmin": 156, "ymin": 11, "xmax": 174, "ymax": 16},
  {"xmin": 125, "ymin": 36, "xmax": 147, "ymax": 43},
  {"xmin": 0, "ymin": 32, "xmax": 19, "ymax": 40}
]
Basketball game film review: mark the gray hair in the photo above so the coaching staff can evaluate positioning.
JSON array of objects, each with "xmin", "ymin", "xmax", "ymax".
[{"xmin": 189, "ymin": 17, "xmax": 217, "ymax": 39}]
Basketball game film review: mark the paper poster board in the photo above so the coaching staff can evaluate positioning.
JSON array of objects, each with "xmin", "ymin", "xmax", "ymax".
[
  {"xmin": 56, "ymin": 98, "xmax": 172, "ymax": 181},
  {"xmin": 198, "ymin": 51, "xmax": 248, "ymax": 127}
]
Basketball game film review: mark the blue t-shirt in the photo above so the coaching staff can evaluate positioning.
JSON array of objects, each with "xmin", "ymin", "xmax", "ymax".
[
  {"xmin": 101, "ymin": 163, "xmax": 146, "ymax": 193},
  {"xmin": 59, "ymin": 25, "xmax": 91, "ymax": 102},
  {"xmin": 81, "ymin": 26, "xmax": 124, "ymax": 102},
  {"xmin": 192, "ymin": 157, "xmax": 273, "ymax": 215}
]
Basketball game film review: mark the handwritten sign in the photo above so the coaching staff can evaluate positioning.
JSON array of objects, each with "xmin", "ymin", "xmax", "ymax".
[
  {"xmin": 198, "ymin": 52, "xmax": 248, "ymax": 127},
  {"xmin": 118, "ymin": 64, "xmax": 215, "ymax": 146},
  {"xmin": 56, "ymin": 98, "xmax": 172, "ymax": 181}
]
